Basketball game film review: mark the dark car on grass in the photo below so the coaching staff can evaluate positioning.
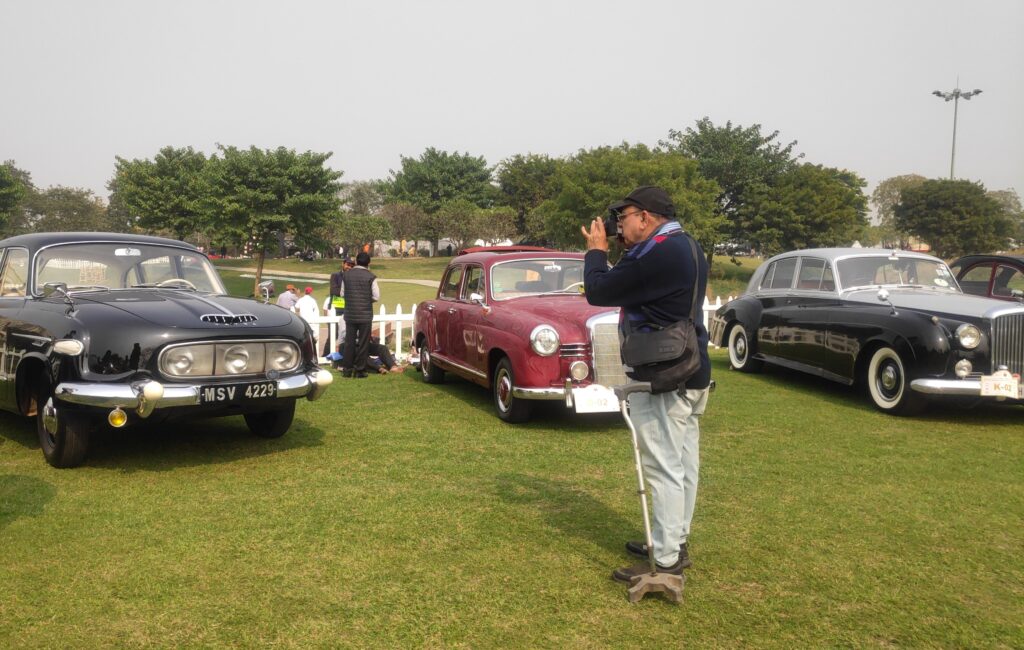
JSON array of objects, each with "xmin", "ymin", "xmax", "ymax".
[
  {"xmin": 710, "ymin": 248, "xmax": 1024, "ymax": 415},
  {"xmin": 949, "ymin": 254, "xmax": 1024, "ymax": 302},
  {"xmin": 0, "ymin": 232, "xmax": 333, "ymax": 467}
]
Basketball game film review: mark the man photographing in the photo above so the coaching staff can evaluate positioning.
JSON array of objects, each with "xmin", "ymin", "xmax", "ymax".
[{"xmin": 580, "ymin": 185, "xmax": 711, "ymax": 582}]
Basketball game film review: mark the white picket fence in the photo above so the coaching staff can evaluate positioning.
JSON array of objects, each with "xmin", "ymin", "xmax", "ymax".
[{"xmin": 304, "ymin": 295, "xmax": 738, "ymax": 365}]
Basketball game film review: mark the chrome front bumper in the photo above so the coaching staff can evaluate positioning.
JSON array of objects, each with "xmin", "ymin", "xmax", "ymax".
[
  {"xmin": 55, "ymin": 370, "xmax": 334, "ymax": 417},
  {"xmin": 911, "ymin": 377, "xmax": 1022, "ymax": 400}
]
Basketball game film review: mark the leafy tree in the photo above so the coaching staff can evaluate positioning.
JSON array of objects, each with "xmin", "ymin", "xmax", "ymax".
[
  {"xmin": 380, "ymin": 202, "xmax": 427, "ymax": 253},
  {"xmin": 435, "ymin": 199, "xmax": 481, "ymax": 251},
  {"xmin": 987, "ymin": 189, "xmax": 1023, "ymax": 244},
  {"xmin": 737, "ymin": 164, "xmax": 868, "ymax": 256},
  {"xmin": 0, "ymin": 163, "xmax": 28, "ymax": 230},
  {"xmin": 204, "ymin": 145, "xmax": 342, "ymax": 295},
  {"xmin": 21, "ymin": 186, "xmax": 117, "ymax": 233},
  {"xmin": 870, "ymin": 174, "xmax": 927, "ymax": 248},
  {"xmin": 895, "ymin": 180, "xmax": 1012, "ymax": 258},
  {"xmin": 661, "ymin": 117, "xmax": 802, "ymax": 241},
  {"xmin": 495, "ymin": 154, "xmax": 561, "ymax": 235},
  {"xmin": 385, "ymin": 147, "xmax": 493, "ymax": 216},
  {"xmin": 108, "ymin": 146, "xmax": 209, "ymax": 240},
  {"xmin": 475, "ymin": 206, "xmax": 518, "ymax": 246},
  {"xmin": 535, "ymin": 144, "xmax": 724, "ymax": 258},
  {"xmin": 334, "ymin": 214, "xmax": 392, "ymax": 254},
  {"xmin": 341, "ymin": 180, "xmax": 384, "ymax": 215}
]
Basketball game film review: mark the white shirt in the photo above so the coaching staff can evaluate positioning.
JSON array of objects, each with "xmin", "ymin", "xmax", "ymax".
[{"xmin": 295, "ymin": 294, "xmax": 319, "ymax": 321}]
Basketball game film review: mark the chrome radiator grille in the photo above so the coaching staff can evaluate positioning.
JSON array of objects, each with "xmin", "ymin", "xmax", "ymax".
[
  {"xmin": 991, "ymin": 313, "xmax": 1024, "ymax": 375},
  {"xmin": 590, "ymin": 318, "xmax": 628, "ymax": 387}
]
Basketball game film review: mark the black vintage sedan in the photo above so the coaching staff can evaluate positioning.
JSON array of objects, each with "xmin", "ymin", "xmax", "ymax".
[
  {"xmin": 0, "ymin": 232, "xmax": 333, "ymax": 467},
  {"xmin": 709, "ymin": 248, "xmax": 1024, "ymax": 415}
]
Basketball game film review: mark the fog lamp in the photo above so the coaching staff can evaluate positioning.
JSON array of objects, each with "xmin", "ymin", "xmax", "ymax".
[
  {"xmin": 108, "ymin": 407, "xmax": 128, "ymax": 428},
  {"xmin": 569, "ymin": 361, "xmax": 589, "ymax": 381},
  {"xmin": 954, "ymin": 359, "xmax": 973, "ymax": 378}
]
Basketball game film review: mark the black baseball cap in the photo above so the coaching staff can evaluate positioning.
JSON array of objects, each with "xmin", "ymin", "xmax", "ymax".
[{"xmin": 609, "ymin": 186, "xmax": 676, "ymax": 218}]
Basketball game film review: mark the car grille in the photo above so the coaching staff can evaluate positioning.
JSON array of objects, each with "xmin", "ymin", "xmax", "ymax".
[
  {"xmin": 590, "ymin": 319, "xmax": 628, "ymax": 387},
  {"xmin": 559, "ymin": 344, "xmax": 590, "ymax": 358},
  {"xmin": 991, "ymin": 313, "xmax": 1024, "ymax": 375},
  {"xmin": 201, "ymin": 313, "xmax": 258, "ymax": 324}
]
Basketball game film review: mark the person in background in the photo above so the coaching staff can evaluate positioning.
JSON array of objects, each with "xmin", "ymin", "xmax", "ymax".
[
  {"xmin": 295, "ymin": 286, "xmax": 319, "ymax": 322},
  {"xmin": 324, "ymin": 257, "xmax": 353, "ymax": 355},
  {"xmin": 342, "ymin": 252, "xmax": 379, "ymax": 378},
  {"xmin": 276, "ymin": 284, "xmax": 299, "ymax": 311}
]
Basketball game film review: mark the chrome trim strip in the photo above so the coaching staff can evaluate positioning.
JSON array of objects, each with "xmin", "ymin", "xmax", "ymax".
[
  {"xmin": 430, "ymin": 353, "xmax": 488, "ymax": 380},
  {"xmin": 511, "ymin": 386, "xmax": 566, "ymax": 400},
  {"xmin": 55, "ymin": 371, "xmax": 326, "ymax": 409}
]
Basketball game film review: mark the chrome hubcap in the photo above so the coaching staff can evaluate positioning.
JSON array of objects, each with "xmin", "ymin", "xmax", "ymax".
[
  {"xmin": 735, "ymin": 335, "xmax": 746, "ymax": 359},
  {"xmin": 881, "ymin": 365, "xmax": 898, "ymax": 391},
  {"xmin": 42, "ymin": 398, "xmax": 58, "ymax": 436},
  {"xmin": 497, "ymin": 372, "xmax": 512, "ymax": 411}
]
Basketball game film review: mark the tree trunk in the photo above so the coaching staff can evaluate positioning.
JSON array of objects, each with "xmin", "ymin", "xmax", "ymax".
[{"xmin": 254, "ymin": 246, "xmax": 266, "ymax": 298}]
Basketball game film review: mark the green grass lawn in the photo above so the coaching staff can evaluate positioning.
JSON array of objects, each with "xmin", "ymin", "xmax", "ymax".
[{"xmin": 1, "ymin": 351, "xmax": 1021, "ymax": 647}]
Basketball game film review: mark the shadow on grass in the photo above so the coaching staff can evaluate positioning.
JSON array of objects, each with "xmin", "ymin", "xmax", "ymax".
[
  {"xmin": 0, "ymin": 474, "xmax": 55, "ymax": 530},
  {"xmin": 0, "ymin": 410, "xmax": 325, "ymax": 472},
  {"xmin": 492, "ymin": 473, "xmax": 635, "ymax": 565}
]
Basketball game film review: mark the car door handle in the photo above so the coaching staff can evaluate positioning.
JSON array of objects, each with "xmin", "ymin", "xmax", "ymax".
[
  {"xmin": 448, "ymin": 308, "xmax": 457, "ymax": 314},
  {"xmin": 426, "ymin": 304, "xmax": 435, "ymax": 311}
]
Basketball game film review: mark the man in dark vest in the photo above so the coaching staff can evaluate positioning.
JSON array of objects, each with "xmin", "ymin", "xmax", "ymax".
[
  {"xmin": 342, "ymin": 252, "xmax": 380, "ymax": 378},
  {"xmin": 324, "ymin": 257, "xmax": 354, "ymax": 356}
]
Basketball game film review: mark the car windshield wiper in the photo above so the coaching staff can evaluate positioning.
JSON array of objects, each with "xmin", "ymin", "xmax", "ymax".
[{"xmin": 66, "ymin": 285, "xmax": 110, "ymax": 293}]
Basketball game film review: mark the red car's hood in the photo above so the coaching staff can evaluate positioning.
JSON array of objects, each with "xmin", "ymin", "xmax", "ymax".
[{"xmin": 498, "ymin": 295, "xmax": 618, "ymax": 337}]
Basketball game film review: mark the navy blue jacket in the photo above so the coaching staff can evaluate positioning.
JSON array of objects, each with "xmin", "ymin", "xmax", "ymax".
[{"xmin": 583, "ymin": 223, "xmax": 711, "ymax": 390}]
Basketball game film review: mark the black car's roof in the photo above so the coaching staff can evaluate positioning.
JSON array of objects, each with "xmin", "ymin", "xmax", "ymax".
[
  {"xmin": 952, "ymin": 254, "xmax": 1024, "ymax": 265},
  {"xmin": 0, "ymin": 232, "xmax": 200, "ymax": 253}
]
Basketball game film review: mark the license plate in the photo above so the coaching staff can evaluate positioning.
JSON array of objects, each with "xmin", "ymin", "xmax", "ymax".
[
  {"xmin": 572, "ymin": 384, "xmax": 620, "ymax": 413},
  {"xmin": 980, "ymin": 375, "xmax": 1020, "ymax": 399},
  {"xmin": 200, "ymin": 381, "xmax": 277, "ymax": 404}
]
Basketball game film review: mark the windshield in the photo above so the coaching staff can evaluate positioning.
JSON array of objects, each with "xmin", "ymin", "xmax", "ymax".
[
  {"xmin": 836, "ymin": 255, "xmax": 959, "ymax": 292},
  {"xmin": 490, "ymin": 258, "xmax": 585, "ymax": 300},
  {"xmin": 35, "ymin": 242, "xmax": 227, "ymax": 294}
]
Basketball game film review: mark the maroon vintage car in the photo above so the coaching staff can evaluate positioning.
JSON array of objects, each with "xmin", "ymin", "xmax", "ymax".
[{"xmin": 412, "ymin": 247, "xmax": 626, "ymax": 422}]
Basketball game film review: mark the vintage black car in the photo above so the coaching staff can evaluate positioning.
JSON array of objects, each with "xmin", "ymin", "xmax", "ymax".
[
  {"xmin": 949, "ymin": 254, "xmax": 1024, "ymax": 302},
  {"xmin": 709, "ymin": 248, "xmax": 1024, "ymax": 415},
  {"xmin": 0, "ymin": 232, "xmax": 333, "ymax": 467}
]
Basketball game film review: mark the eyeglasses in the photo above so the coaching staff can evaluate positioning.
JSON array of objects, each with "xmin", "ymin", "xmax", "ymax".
[{"xmin": 619, "ymin": 209, "xmax": 645, "ymax": 221}]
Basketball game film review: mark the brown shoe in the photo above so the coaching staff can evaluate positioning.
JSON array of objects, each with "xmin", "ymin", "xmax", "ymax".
[{"xmin": 612, "ymin": 557, "xmax": 685, "ymax": 583}]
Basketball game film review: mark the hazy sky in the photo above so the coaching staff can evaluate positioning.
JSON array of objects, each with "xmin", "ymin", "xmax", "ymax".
[{"xmin": 3, "ymin": 0, "xmax": 1022, "ymax": 202}]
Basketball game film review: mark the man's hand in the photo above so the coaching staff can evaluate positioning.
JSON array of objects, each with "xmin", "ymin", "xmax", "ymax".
[{"xmin": 581, "ymin": 217, "xmax": 609, "ymax": 252}]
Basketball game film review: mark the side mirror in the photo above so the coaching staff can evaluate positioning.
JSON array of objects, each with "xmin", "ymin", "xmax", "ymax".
[
  {"xmin": 258, "ymin": 280, "xmax": 274, "ymax": 303},
  {"xmin": 1011, "ymin": 289, "xmax": 1024, "ymax": 300},
  {"xmin": 469, "ymin": 292, "xmax": 485, "ymax": 305},
  {"xmin": 42, "ymin": 282, "xmax": 68, "ymax": 298},
  {"xmin": 876, "ymin": 288, "xmax": 889, "ymax": 302}
]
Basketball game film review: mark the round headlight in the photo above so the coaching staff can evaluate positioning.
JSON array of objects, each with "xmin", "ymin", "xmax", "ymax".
[
  {"xmin": 569, "ymin": 360, "xmax": 590, "ymax": 381},
  {"xmin": 956, "ymin": 324, "xmax": 981, "ymax": 350},
  {"xmin": 168, "ymin": 349, "xmax": 193, "ymax": 375},
  {"xmin": 267, "ymin": 342, "xmax": 300, "ymax": 371},
  {"xmin": 530, "ymin": 325, "xmax": 560, "ymax": 356},
  {"xmin": 223, "ymin": 345, "xmax": 250, "ymax": 374}
]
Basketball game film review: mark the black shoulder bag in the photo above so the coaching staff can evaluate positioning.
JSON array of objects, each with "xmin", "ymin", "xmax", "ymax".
[{"xmin": 620, "ymin": 235, "xmax": 703, "ymax": 394}]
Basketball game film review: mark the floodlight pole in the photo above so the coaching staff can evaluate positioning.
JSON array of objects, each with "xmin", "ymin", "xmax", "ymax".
[{"xmin": 932, "ymin": 84, "xmax": 983, "ymax": 180}]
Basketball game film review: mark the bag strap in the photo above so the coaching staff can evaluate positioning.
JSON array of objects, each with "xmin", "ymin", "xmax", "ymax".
[{"xmin": 636, "ymin": 233, "xmax": 701, "ymax": 327}]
